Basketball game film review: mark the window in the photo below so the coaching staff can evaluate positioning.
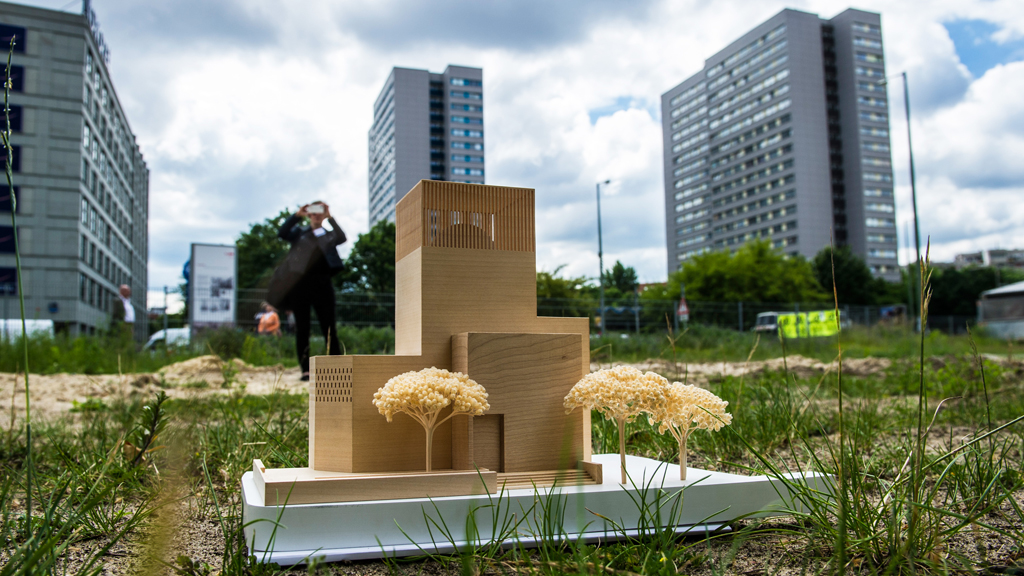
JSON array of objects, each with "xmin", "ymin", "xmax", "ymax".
[
  {"xmin": 451, "ymin": 103, "xmax": 482, "ymax": 112},
  {"xmin": 865, "ymin": 217, "xmax": 895, "ymax": 228},
  {"xmin": 857, "ymin": 81, "xmax": 885, "ymax": 93},
  {"xmin": 450, "ymin": 78, "xmax": 482, "ymax": 87},
  {"xmin": 0, "ymin": 225, "xmax": 15, "ymax": 253},
  {"xmin": 861, "ymin": 127, "xmax": 888, "ymax": 138},
  {"xmin": 675, "ymin": 196, "xmax": 705, "ymax": 212},
  {"xmin": 867, "ymin": 234, "xmax": 896, "ymax": 243},
  {"xmin": 83, "ymin": 123, "xmax": 91, "ymax": 148},
  {"xmin": 0, "ymin": 145, "xmax": 20, "ymax": 172},
  {"xmin": 451, "ymin": 141, "xmax": 483, "ymax": 151},
  {"xmin": 452, "ymin": 167, "xmax": 484, "ymax": 176},
  {"xmin": 452, "ymin": 154, "xmax": 484, "ymax": 163},
  {"xmin": 864, "ymin": 188, "xmax": 892, "ymax": 198},
  {"xmin": 0, "ymin": 185, "xmax": 15, "ymax": 212},
  {"xmin": 2, "ymin": 64, "xmax": 23, "ymax": 92},
  {"xmin": 450, "ymin": 90, "xmax": 482, "ymax": 100},
  {"xmin": 0, "ymin": 24, "xmax": 26, "ymax": 53},
  {"xmin": 866, "ymin": 202, "xmax": 894, "ymax": 213},
  {"xmin": 852, "ymin": 22, "xmax": 881, "ymax": 35},
  {"xmin": 862, "ymin": 141, "xmax": 889, "ymax": 152},
  {"xmin": 858, "ymin": 96, "xmax": 886, "ymax": 108},
  {"xmin": 451, "ymin": 129, "xmax": 483, "ymax": 138},
  {"xmin": 860, "ymin": 111, "xmax": 887, "ymax": 122},
  {"xmin": 864, "ymin": 172, "xmax": 892, "ymax": 183},
  {"xmin": 863, "ymin": 157, "xmax": 891, "ymax": 168},
  {"xmin": 869, "ymin": 249, "xmax": 897, "ymax": 259},
  {"xmin": 856, "ymin": 52, "xmax": 883, "ymax": 63},
  {"xmin": 855, "ymin": 66, "xmax": 884, "ymax": 78},
  {"xmin": 669, "ymin": 82, "xmax": 704, "ymax": 107},
  {"xmin": 451, "ymin": 116, "xmax": 482, "ymax": 125},
  {"xmin": 853, "ymin": 37, "xmax": 882, "ymax": 49}
]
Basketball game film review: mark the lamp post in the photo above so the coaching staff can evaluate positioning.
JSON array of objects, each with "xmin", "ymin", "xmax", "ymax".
[
  {"xmin": 880, "ymin": 72, "xmax": 922, "ymax": 326},
  {"xmin": 596, "ymin": 179, "xmax": 610, "ymax": 337}
]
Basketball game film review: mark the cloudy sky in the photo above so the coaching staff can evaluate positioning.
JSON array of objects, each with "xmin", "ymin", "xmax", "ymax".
[{"xmin": 22, "ymin": 0, "xmax": 1024, "ymax": 308}]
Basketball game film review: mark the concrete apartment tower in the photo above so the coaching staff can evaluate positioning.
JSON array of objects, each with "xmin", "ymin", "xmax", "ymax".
[
  {"xmin": 0, "ymin": 0, "xmax": 149, "ymax": 336},
  {"xmin": 368, "ymin": 65, "xmax": 483, "ymax": 226},
  {"xmin": 661, "ymin": 8, "xmax": 898, "ymax": 281}
]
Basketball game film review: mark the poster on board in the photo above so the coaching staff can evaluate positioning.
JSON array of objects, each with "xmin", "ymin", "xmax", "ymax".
[{"xmin": 189, "ymin": 243, "xmax": 237, "ymax": 328}]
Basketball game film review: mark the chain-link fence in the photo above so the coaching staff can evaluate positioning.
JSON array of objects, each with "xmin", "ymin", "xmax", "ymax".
[{"xmin": 200, "ymin": 289, "xmax": 976, "ymax": 337}]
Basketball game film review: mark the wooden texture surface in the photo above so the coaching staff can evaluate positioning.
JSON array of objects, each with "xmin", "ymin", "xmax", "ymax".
[
  {"xmin": 452, "ymin": 332, "xmax": 584, "ymax": 473},
  {"xmin": 306, "ymin": 182, "xmax": 592, "ymax": 478},
  {"xmin": 253, "ymin": 460, "xmax": 497, "ymax": 506}
]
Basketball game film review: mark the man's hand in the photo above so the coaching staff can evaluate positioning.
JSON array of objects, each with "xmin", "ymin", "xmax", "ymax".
[{"xmin": 296, "ymin": 204, "xmax": 310, "ymax": 217}]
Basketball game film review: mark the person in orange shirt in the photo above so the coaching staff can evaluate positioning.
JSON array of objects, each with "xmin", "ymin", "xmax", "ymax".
[{"xmin": 257, "ymin": 302, "xmax": 281, "ymax": 336}]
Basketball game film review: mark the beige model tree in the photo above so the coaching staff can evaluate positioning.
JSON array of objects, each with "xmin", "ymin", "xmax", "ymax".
[
  {"xmin": 373, "ymin": 367, "xmax": 489, "ymax": 472},
  {"xmin": 653, "ymin": 382, "xmax": 732, "ymax": 480},
  {"xmin": 564, "ymin": 366, "xmax": 669, "ymax": 484}
]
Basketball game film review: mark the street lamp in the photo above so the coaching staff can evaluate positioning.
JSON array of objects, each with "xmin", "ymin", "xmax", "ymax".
[
  {"xmin": 596, "ymin": 179, "xmax": 610, "ymax": 337},
  {"xmin": 879, "ymin": 72, "xmax": 922, "ymax": 324}
]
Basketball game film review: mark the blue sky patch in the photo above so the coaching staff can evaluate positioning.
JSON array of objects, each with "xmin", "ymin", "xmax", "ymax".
[
  {"xmin": 944, "ymin": 19, "xmax": 1024, "ymax": 78},
  {"xmin": 588, "ymin": 96, "xmax": 659, "ymax": 124}
]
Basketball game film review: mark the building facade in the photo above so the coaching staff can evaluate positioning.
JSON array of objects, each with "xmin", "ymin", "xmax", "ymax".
[
  {"xmin": 368, "ymin": 65, "xmax": 483, "ymax": 226},
  {"xmin": 0, "ymin": 1, "xmax": 149, "ymax": 336},
  {"xmin": 661, "ymin": 8, "xmax": 898, "ymax": 280}
]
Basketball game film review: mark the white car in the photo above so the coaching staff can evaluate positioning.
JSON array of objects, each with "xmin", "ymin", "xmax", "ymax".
[{"xmin": 144, "ymin": 327, "xmax": 191, "ymax": 350}]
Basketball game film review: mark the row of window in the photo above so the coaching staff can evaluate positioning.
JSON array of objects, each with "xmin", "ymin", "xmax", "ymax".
[
  {"xmin": 450, "ymin": 78, "xmax": 482, "ymax": 87},
  {"xmin": 673, "ymin": 143, "xmax": 708, "ymax": 166},
  {"xmin": 710, "ymin": 84, "xmax": 789, "ymax": 130},
  {"xmin": 671, "ymin": 116, "xmax": 707, "ymax": 142},
  {"xmin": 869, "ymin": 248, "xmax": 896, "ymax": 259},
  {"xmin": 674, "ymin": 169, "xmax": 707, "ymax": 189},
  {"xmin": 713, "ymin": 159, "xmax": 793, "ymax": 195},
  {"xmin": 860, "ymin": 110, "xmax": 887, "ymax": 123},
  {"xmin": 715, "ymin": 220, "xmax": 796, "ymax": 248},
  {"xmin": 861, "ymin": 126, "xmax": 888, "ymax": 138},
  {"xmin": 675, "ymin": 207, "xmax": 710, "ymax": 225},
  {"xmin": 714, "ymin": 175, "xmax": 795, "ymax": 208},
  {"xmin": 452, "ymin": 141, "xmax": 483, "ymax": 150},
  {"xmin": 673, "ymin": 157, "xmax": 706, "ymax": 177},
  {"xmin": 866, "ymin": 217, "xmax": 895, "ymax": 228},
  {"xmin": 865, "ymin": 188, "xmax": 892, "ymax": 198},
  {"xmin": 711, "ymin": 129, "xmax": 790, "ymax": 170},
  {"xmin": 856, "ymin": 51, "xmax": 884, "ymax": 64},
  {"xmin": 713, "ymin": 204, "xmax": 796, "ymax": 234},
  {"xmin": 676, "ymin": 233, "xmax": 710, "ymax": 249},
  {"xmin": 711, "ymin": 114, "xmax": 790, "ymax": 156},
  {"xmin": 707, "ymin": 38, "xmax": 788, "ymax": 92},
  {"xmin": 867, "ymin": 233, "xmax": 896, "ymax": 243},
  {"xmin": 709, "ymin": 54, "xmax": 789, "ymax": 103},
  {"xmin": 862, "ymin": 141, "xmax": 889, "ymax": 152},
  {"xmin": 669, "ymin": 82, "xmax": 704, "ymax": 108},
  {"xmin": 670, "ymin": 104, "xmax": 706, "ymax": 131},
  {"xmin": 669, "ymin": 93, "xmax": 707, "ymax": 120},
  {"xmin": 451, "ymin": 103, "xmax": 482, "ymax": 112},
  {"xmin": 451, "ymin": 90, "xmax": 481, "ymax": 100},
  {"xmin": 671, "ymin": 130, "xmax": 708, "ymax": 154},
  {"xmin": 712, "ymin": 144, "xmax": 791, "ymax": 182},
  {"xmin": 451, "ymin": 154, "xmax": 483, "ymax": 163},
  {"xmin": 677, "ymin": 246, "xmax": 711, "ymax": 261},
  {"xmin": 80, "ymin": 273, "xmax": 117, "ymax": 313},
  {"xmin": 712, "ymin": 98, "xmax": 791, "ymax": 140},
  {"xmin": 715, "ymin": 188, "xmax": 796, "ymax": 217},
  {"xmin": 674, "ymin": 194, "xmax": 706, "ymax": 213},
  {"xmin": 863, "ymin": 157, "xmax": 890, "ymax": 168},
  {"xmin": 452, "ymin": 167, "xmax": 483, "ymax": 176},
  {"xmin": 706, "ymin": 24, "xmax": 786, "ymax": 78},
  {"xmin": 852, "ymin": 22, "xmax": 881, "ymax": 35},
  {"xmin": 709, "ymin": 69, "xmax": 789, "ymax": 118},
  {"xmin": 674, "ymin": 182, "xmax": 707, "ymax": 202},
  {"xmin": 866, "ymin": 202, "xmax": 893, "ymax": 213},
  {"xmin": 452, "ymin": 129, "xmax": 483, "ymax": 138},
  {"xmin": 864, "ymin": 172, "xmax": 892, "ymax": 183},
  {"xmin": 676, "ymin": 220, "xmax": 708, "ymax": 237},
  {"xmin": 80, "ymin": 234, "xmax": 129, "ymax": 290},
  {"xmin": 853, "ymin": 37, "xmax": 882, "ymax": 49},
  {"xmin": 857, "ymin": 81, "xmax": 885, "ymax": 93},
  {"xmin": 451, "ymin": 116, "xmax": 482, "ymax": 125},
  {"xmin": 856, "ymin": 66, "xmax": 884, "ymax": 79},
  {"xmin": 858, "ymin": 95, "xmax": 887, "ymax": 108}
]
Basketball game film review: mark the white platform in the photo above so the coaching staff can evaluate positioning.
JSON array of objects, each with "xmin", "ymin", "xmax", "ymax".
[{"xmin": 241, "ymin": 454, "xmax": 831, "ymax": 566}]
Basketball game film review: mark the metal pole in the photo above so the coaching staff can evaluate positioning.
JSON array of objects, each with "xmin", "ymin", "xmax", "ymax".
[
  {"xmin": 596, "ymin": 180, "xmax": 610, "ymax": 337},
  {"xmin": 163, "ymin": 286, "xmax": 169, "ymax": 353}
]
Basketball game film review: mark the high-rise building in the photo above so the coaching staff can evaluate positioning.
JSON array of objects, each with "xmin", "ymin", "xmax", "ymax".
[
  {"xmin": 0, "ymin": 0, "xmax": 149, "ymax": 336},
  {"xmin": 661, "ymin": 8, "xmax": 899, "ymax": 280},
  {"xmin": 368, "ymin": 65, "xmax": 483, "ymax": 226}
]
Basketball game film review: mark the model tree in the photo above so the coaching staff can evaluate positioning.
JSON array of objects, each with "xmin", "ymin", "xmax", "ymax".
[
  {"xmin": 373, "ymin": 367, "xmax": 489, "ymax": 472},
  {"xmin": 564, "ymin": 366, "xmax": 669, "ymax": 484},
  {"xmin": 653, "ymin": 382, "xmax": 732, "ymax": 480}
]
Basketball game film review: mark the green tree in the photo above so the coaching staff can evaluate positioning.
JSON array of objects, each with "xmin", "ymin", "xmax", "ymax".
[
  {"xmin": 236, "ymin": 208, "xmax": 292, "ymax": 290},
  {"xmin": 812, "ymin": 245, "xmax": 881, "ymax": 305},
  {"xmin": 675, "ymin": 240, "xmax": 826, "ymax": 303},
  {"xmin": 537, "ymin": 265, "xmax": 592, "ymax": 299},
  {"xmin": 927, "ymin": 266, "xmax": 1000, "ymax": 316},
  {"xmin": 602, "ymin": 261, "xmax": 639, "ymax": 296},
  {"xmin": 336, "ymin": 219, "xmax": 396, "ymax": 293}
]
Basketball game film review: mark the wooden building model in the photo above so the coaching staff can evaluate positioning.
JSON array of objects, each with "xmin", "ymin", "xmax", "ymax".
[{"xmin": 304, "ymin": 181, "xmax": 593, "ymax": 490}]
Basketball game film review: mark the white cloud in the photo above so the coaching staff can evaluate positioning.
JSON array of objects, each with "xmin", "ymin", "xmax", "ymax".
[{"xmin": 14, "ymin": 0, "xmax": 1020, "ymax": 306}]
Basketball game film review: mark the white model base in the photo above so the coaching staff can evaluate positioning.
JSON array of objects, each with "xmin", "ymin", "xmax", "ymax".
[{"xmin": 241, "ymin": 454, "xmax": 830, "ymax": 566}]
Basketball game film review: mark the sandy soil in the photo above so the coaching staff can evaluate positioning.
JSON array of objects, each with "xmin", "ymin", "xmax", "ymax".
[{"xmin": 0, "ymin": 355, "xmax": 305, "ymax": 428}]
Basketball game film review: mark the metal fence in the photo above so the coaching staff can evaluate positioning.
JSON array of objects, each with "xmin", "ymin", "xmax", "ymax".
[{"xmin": 215, "ymin": 289, "xmax": 975, "ymax": 336}]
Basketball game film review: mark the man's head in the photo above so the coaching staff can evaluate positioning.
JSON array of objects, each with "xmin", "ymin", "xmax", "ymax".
[
  {"xmin": 119, "ymin": 284, "xmax": 130, "ymax": 299},
  {"xmin": 307, "ymin": 201, "xmax": 329, "ymax": 229}
]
